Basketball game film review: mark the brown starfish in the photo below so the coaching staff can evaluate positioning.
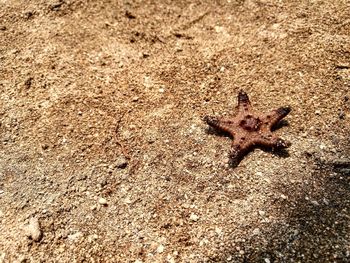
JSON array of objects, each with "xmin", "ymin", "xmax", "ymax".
[{"xmin": 204, "ymin": 90, "xmax": 291, "ymax": 166}]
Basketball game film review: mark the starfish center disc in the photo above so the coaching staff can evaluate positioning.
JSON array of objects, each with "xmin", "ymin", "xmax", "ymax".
[{"xmin": 239, "ymin": 115, "xmax": 261, "ymax": 131}]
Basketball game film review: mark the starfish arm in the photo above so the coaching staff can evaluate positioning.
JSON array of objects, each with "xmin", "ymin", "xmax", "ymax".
[
  {"xmin": 203, "ymin": 116, "xmax": 234, "ymax": 134},
  {"xmin": 237, "ymin": 90, "xmax": 252, "ymax": 113},
  {"xmin": 228, "ymin": 144, "xmax": 245, "ymax": 163},
  {"xmin": 264, "ymin": 106, "xmax": 291, "ymax": 129},
  {"xmin": 228, "ymin": 138, "xmax": 254, "ymax": 164},
  {"xmin": 255, "ymin": 135, "xmax": 291, "ymax": 149}
]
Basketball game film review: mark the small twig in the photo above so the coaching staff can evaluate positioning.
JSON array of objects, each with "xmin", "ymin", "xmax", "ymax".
[
  {"xmin": 167, "ymin": 10, "xmax": 209, "ymax": 40},
  {"xmin": 115, "ymin": 112, "xmax": 130, "ymax": 159},
  {"xmin": 171, "ymin": 32, "xmax": 194, "ymax": 39},
  {"xmin": 180, "ymin": 10, "xmax": 209, "ymax": 31},
  {"xmin": 335, "ymin": 64, "xmax": 350, "ymax": 70}
]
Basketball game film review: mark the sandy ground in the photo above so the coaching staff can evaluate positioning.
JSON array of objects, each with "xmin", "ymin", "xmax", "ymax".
[{"xmin": 0, "ymin": 0, "xmax": 349, "ymax": 262}]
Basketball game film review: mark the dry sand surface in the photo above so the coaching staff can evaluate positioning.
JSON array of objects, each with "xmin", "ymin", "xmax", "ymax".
[{"xmin": 0, "ymin": 0, "xmax": 349, "ymax": 262}]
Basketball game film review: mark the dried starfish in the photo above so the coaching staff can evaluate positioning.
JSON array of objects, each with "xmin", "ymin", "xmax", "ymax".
[{"xmin": 204, "ymin": 90, "xmax": 291, "ymax": 166}]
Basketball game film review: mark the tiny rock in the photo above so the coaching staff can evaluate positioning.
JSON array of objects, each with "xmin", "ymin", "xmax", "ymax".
[
  {"xmin": 68, "ymin": 231, "xmax": 83, "ymax": 242},
  {"xmin": 258, "ymin": 210, "xmax": 266, "ymax": 216},
  {"xmin": 264, "ymin": 178, "xmax": 271, "ymax": 183},
  {"xmin": 333, "ymin": 158, "xmax": 350, "ymax": 167},
  {"xmin": 338, "ymin": 110, "xmax": 345, "ymax": 119},
  {"xmin": 145, "ymin": 130, "xmax": 157, "ymax": 144},
  {"xmin": 199, "ymin": 239, "xmax": 209, "ymax": 246},
  {"xmin": 323, "ymin": 198, "xmax": 329, "ymax": 205},
  {"xmin": 88, "ymin": 234, "xmax": 98, "ymax": 242},
  {"xmin": 280, "ymin": 194, "xmax": 288, "ymax": 200},
  {"xmin": 124, "ymin": 197, "xmax": 132, "ymax": 204},
  {"xmin": 252, "ymin": 228, "xmax": 260, "ymax": 235},
  {"xmin": 319, "ymin": 143, "xmax": 326, "ymax": 150},
  {"xmin": 310, "ymin": 200, "xmax": 319, "ymax": 206},
  {"xmin": 190, "ymin": 213, "xmax": 199, "ymax": 222},
  {"xmin": 98, "ymin": 197, "xmax": 108, "ymax": 206},
  {"xmin": 157, "ymin": 244, "xmax": 165, "ymax": 253},
  {"xmin": 24, "ymin": 217, "xmax": 42, "ymax": 242},
  {"xmin": 175, "ymin": 44, "xmax": 183, "ymax": 52},
  {"xmin": 167, "ymin": 254, "xmax": 175, "ymax": 263},
  {"xmin": 339, "ymin": 168, "xmax": 350, "ymax": 175},
  {"xmin": 114, "ymin": 156, "xmax": 128, "ymax": 169},
  {"xmin": 214, "ymin": 26, "xmax": 225, "ymax": 33},
  {"xmin": 215, "ymin": 227, "xmax": 222, "ymax": 235}
]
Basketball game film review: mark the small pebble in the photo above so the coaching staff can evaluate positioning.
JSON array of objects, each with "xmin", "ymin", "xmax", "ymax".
[
  {"xmin": 68, "ymin": 231, "xmax": 83, "ymax": 242},
  {"xmin": 311, "ymin": 200, "xmax": 319, "ymax": 206},
  {"xmin": 215, "ymin": 227, "xmax": 222, "ymax": 235},
  {"xmin": 332, "ymin": 158, "xmax": 350, "ymax": 167},
  {"xmin": 323, "ymin": 198, "xmax": 329, "ymax": 205},
  {"xmin": 252, "ymin": 228, "xmax": 260, "ymax": 235},
  {"xmin": 214, "ymin": 26, "xmax": 225, "ymax": 33},
  {"xmin": 338, "ymin": 110, "xmax": 345, "ymax": 119},
  {"xmin": 319, "ymin": 143, "xmax": 326, "ymax": 150},
  {"xmin": 190, "ymin": 213, "xmax": 199, "ymax": 222},
  {"xmin": 24, "ymin": 217, "xmax": 42, "ymax": 242},
  {"xmin": 175, "ymin": 43, "xmax": 183, "ymax": 52},
  {"xmin": 280, "ymin": 194, "xmax": 288, "ymax": 200},
  {"xmin": 264, "ymin": 259, "xmax": 271, "ymax": 263},
  {"xmin": 264, "ymin": 178, "xmax": 271, "ymax": 183},
  {"xmin": 339, "ymin": 168, "xmax": 350, "ymax": 175},
  {"xmin": 157, "ymin": 244, "xmax": 164, "ymax": 253},
  {"xmin": 145, "ymin": 130, "xmax": 157, "ymax": 144},
  {"xmin": 199, "ymin": 239, "xmax": 209, "ymax": 246},
  {"xmin": 124, "ymin": 197, "xmax": 132, "ymax": 204},
  {"xmin": 167, "ymin": 255, "xmax": 175, "ymax": 263},
  {"xmin": 88, "ymin": 234, "xmax": 98, "ymax": 242},
  {"xmin": 258, "ymin": 210, "xmax": 266, "ymax": 216},
  {"xmin": 114, "ymin": 156, "xmax": 128, "ymax": 169},
  {"xmin": 98, "ymin": 197, "xmax": 108, "ymax": 206},
  {"xmin": 132, "ymin": 96, "xmax": 139, "ymax": 102}
]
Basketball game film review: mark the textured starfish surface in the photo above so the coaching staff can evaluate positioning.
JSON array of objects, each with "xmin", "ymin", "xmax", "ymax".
[{"xmin": 204, "ymin": 90, "xmax": 291, "ymax": 166}]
